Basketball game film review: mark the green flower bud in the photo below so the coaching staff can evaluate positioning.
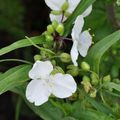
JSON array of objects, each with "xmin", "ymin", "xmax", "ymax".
[
  {"xmin": 52, "ymin": 20, "xmax": 59, "ymax": 29},
  {"xmin": 103, "ymin": 75, "xmax": 111, "ymax": 83},
  {"xmin": 60, "ymin": 53, "xmax": 71, "ymax": 63},
  {"xmin": 56, "ymin": 24, "xmax": 64, "ymax": 36},
  {"xmin": 81, "ymin": 61, "xmax": 90, "ymax": 71},
  {"xmin": 47, "ymin": 25, "xmax": 54, "ymax": 34},
  {"xmin": 91, "ymin": 73, "xmax": 99, "ymax": 85},
  {"xmin": 45, "ymin": 34, "xmax": 54, "ymax": 42},
  {"xmin": 81, "ymin": 76, "xmax": 92, "ymax": 93},
  {"xmin": 61, "ymin": 1, "xmax": 69, "ymax": 11},
  {"xmin": 116, "ymin": 0, "xmax": 120, "ymax": 6},
  {"xmin": 51, "ymin": 66, "xmax": 64, "ymax": 75},
  {"xmin": 34, "ymin": 55, "xmax": 42, "ymax": 61},
  {"xmin": 67, "ymin": 65, "xmax": 79, "ymax": 77},
  {"xmin": 51, "ymin": 10, "xmax": 62, "ymax": 15},
  {"xmin": 89, "ymin": 89, "xmax": 97, "ymax": 98},
  {"xmin": 51, "ymin": 60, "xmax": 56, "ymax": 66}
]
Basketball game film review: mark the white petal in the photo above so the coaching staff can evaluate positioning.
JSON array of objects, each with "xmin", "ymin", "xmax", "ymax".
[
  {"xmin": 71, "ymin": 15, "xmax": 84, "ymax": 41},
  {"xmin": 45, "ymin": 0, "xmax": 65, "ymax": 10},
  {"xmin": 82, "ymin": 5, "xmax": 92, "ymax": 17},
  {"xmin": 26, "ymin": 79, "xmax": 51, "ymax": 106},
  {"xmin": 70, "ymin": 41, "xmax": 79, "ymax": 66},
  {"xmin": 78, "ymin": 30, "xmax": 92, "ymax": 57},
  {"xmin": 68, "ymin": 0, "xmax": 81, "ymax": 13},
  {"xmin": 50, "ymin": 13, "xmax": 67, "ymax": 23},
  {"xmin": 50, "ymin": 73, "xmax": 77, "ymax": 98},
  {"xmin": 29, "ymin": 61, "xmax": 53, "ymax": 79}
]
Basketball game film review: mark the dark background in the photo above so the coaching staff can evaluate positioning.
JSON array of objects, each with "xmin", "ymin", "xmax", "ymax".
[{"xmin": 0, "ymin": 0, "xmax": 49, "ymax": 119}]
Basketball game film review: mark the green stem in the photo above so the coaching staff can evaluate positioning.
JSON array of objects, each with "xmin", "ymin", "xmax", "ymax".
[
  {"xmin": 0, "ymin": 59, "xmax": 32, "ymax": 64},
  {"xmin": 15, "ymin": 97, "xmax": 22, "ymax": 120},
  {"xmin": 49, "ymin": 99, "xmax": 67, "ymax": 116},
  {"xmin": 25, "ymin": 36, "xmax": 55, "ymax": 55}
]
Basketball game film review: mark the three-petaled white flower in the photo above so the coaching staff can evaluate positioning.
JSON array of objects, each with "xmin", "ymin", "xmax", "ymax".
[
  {"xmin": 45, "ymin": 0, "xmax": 92, "ymax": 23},
  {"xmin": 70, "ymin": 15, "xmax": 92, "ymax": 66},
  {"xmin": 26, "ymin": 61, "xmax": 77, "ymax": 106}
]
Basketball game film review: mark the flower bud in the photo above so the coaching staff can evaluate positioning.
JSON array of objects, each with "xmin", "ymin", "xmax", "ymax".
[
  {"xmin": 91, "ymin": 73, "xmax": 99, "ymax": 85},
  {"xmin": 51, "ymin": 10, "xmax": 62, "ymax": 15},
  {"xmin": 45, "ymin": 34, "xmax": 54, "ymax": 42},
  {"xmin": 34, "ymin": 55, "xmax": 42, "ymax": 61},
  {"xmin": 51, "ymin": 66, "xmax": 64, "ymax": 75},
  {"xmin": 61, "ymin": 1, "xmax": 69, "ymax": 11},
  {"xmin": 103, "ymin": 75, "xmax": 111, "ymax": 83},
  {"xmin": 81, "ymin": 61, "xmax": 90, "ymax": 71},
  {"xmin": 47, "ymin": 25, "xmax": 54, "ymax": 34},
  {"xmin": 67, "ymin": 65, "xmax": 79, "ymax": 77},
  {"xmin": 116, "ymin": 0, "xmax": 120, "ymax": 6},
  {"xmin": 89, "ymin": 89, "xmax": 97, "ymax": 98},
  {"xmin": 52, "ymin": 20, "xmax": 59, "ymax": 29},
  {"xmin": 60, "ymin": 53, "xmax": 71, "ymax": 63},
  {"xmin": 81, "ymin": 76, "xmax": 92, "ymax": 93},
  {"xmin": 56, "ymin": 24, "xmax": 64, "ymax": 36},
  {"xmin": 51, "ymin": 60, "xmax": 56, "ymax": 66}
]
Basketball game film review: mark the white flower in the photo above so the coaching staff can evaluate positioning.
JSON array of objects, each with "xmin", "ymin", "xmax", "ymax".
[
  {"xmin": 26, "ymin": 61, "xmax": 77, "ymax": 106},
  {"xmin": 45, "ymin": 0, "xmax": 92, "ymax": 22},
  {"xmin": 70, "ymin": 15, "xmax": 92, "ymax": 66}
]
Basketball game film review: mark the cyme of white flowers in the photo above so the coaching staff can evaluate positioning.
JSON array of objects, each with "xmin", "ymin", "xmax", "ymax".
[{"xmin": 26, "ymin": 0, "xmax": 94, "ymax": 106}]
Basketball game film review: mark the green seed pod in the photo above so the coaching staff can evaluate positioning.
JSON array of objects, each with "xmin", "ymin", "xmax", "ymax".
[
  {"xmin": 91, "ymin": 73, "xmax": 99, "ymax": 86},
  {"xmin": 56, "ymin": 24, "xmax": 64, "ymax": 36},
  {"xmin": 34, "ymin": 55, "xmax": 42, "ymax": 61},
  {"xmin": 47, "ymin": 25, "xmax": 54, "ymax": 34},
  {"xmin": 103, "ymin": 75, "xmax": 111, "ymax": 83},
  {"xmin": 51, "ymin": 66, "xmax": 64, "ymax": 75},
  {"xmin": 51, "ymin": 60, "xmax": 56, "ymax": 66},
  {"xmin": 45, "ymin": 34, "xmax": 54, "ymax": 42},
  {"xmin": 81, "ymin": 61, "xmax": 90, "ymax": 71},
  {"xmin": 51, "ymin": 10, "xmax": 62, "ymax": 15},
  {"xmin": 61, "ymin": 0, "xmax": 69, "ymax": 11},
  {"xmin": 60, "ymin": 53, "xmax": 71, "ymax": 63},
  {"xmin": 52, "ymin": 20, "xmax": 59, "ymax": 29}
]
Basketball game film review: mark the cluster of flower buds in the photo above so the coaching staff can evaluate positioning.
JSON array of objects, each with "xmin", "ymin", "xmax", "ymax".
[{"xmin": 44, "ymin": 20, "xmax": 64, "ymax": 42}]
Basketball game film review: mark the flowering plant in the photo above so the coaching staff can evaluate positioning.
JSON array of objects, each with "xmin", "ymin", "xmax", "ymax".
[{"xmin": 1, "ymin": 0, "xmax": 120, "ymax": 119}]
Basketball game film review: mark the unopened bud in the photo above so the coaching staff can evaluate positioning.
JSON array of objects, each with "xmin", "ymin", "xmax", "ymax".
[
  {"xmin": 64, "ymin": 11, "xmax": 71, "ymax": 17},
  {"xmin": 81, "ymin": 61, "xmax": 90, "ymax": 71},
  {"xmin": 61, "ymin": 1, "xmax": 69, "ymax": 11},
  {"xmin": 91, "ymin": 73, "xmax": 99, "ymax": 85},
  {"xmin": 45, "ymin": 34, "xmax": 54, "ymax": 42},
  {"xmin": 51, "ymin": 66, "xmax": 64, "ymax": 75},
  {"xmin": 81, "ymin": 76, "xmax": 92, "ymax": 93},
  {"xmin": 56, "ymin": 24, "xmax": 64, "ymax": 36},
  {"xmin": 47, "ymin": 25, "xmax": 54, "ymax": 34},
  {"xmin": 52, "ymin": 20, "xmax": 59, "ymax": 29},
  {"xmin": 51, "ymin": 10, "xmax": 62, "ymax": 15},
  {"xmin": 60, "ymin": 53, "xmax": 71, "ymax": 63},
  {"xmin": 116, "ymin": 0, "xmax": 120, "ymax": 6},
  {"xmin": 34, "ymin": 55, "xmax": 42, "ymax": 61},
  {"xmin": 89, "ymin": 89, "xmax": 97, "ymax": 98},
  {"xmin": 103, "ymin": 75, "xmax": 111, "ymax": 83},
  {"xmin": 67, "ymin": 65, "xmax": 79, "ymax": 77}
]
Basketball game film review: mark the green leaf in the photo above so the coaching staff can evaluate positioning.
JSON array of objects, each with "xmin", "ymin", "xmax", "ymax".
[
  {"xmin": 86, "ymin": 30, "xmax": 120, "ymax": 74},
  {"xmin": 64, "ymin": 0, "xmax": 96, "ymax": 36},
  {"xmin": 106, "ymin": 82, "xmax": 120, "ymax": 92},
  {"xmin": 0, "ymin": 64, "xmax": 31, "ymax": 94},
  {"xmin": 72, "ymin": 109, "xmax": 115, "ymax": 120},
  {"xmin": 0, "ymin": 35, "xmax": 45, "ymax": 56},
  {"xmin": 12, "ymin": 86, "xmax": 65, "ymax": 120}
]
